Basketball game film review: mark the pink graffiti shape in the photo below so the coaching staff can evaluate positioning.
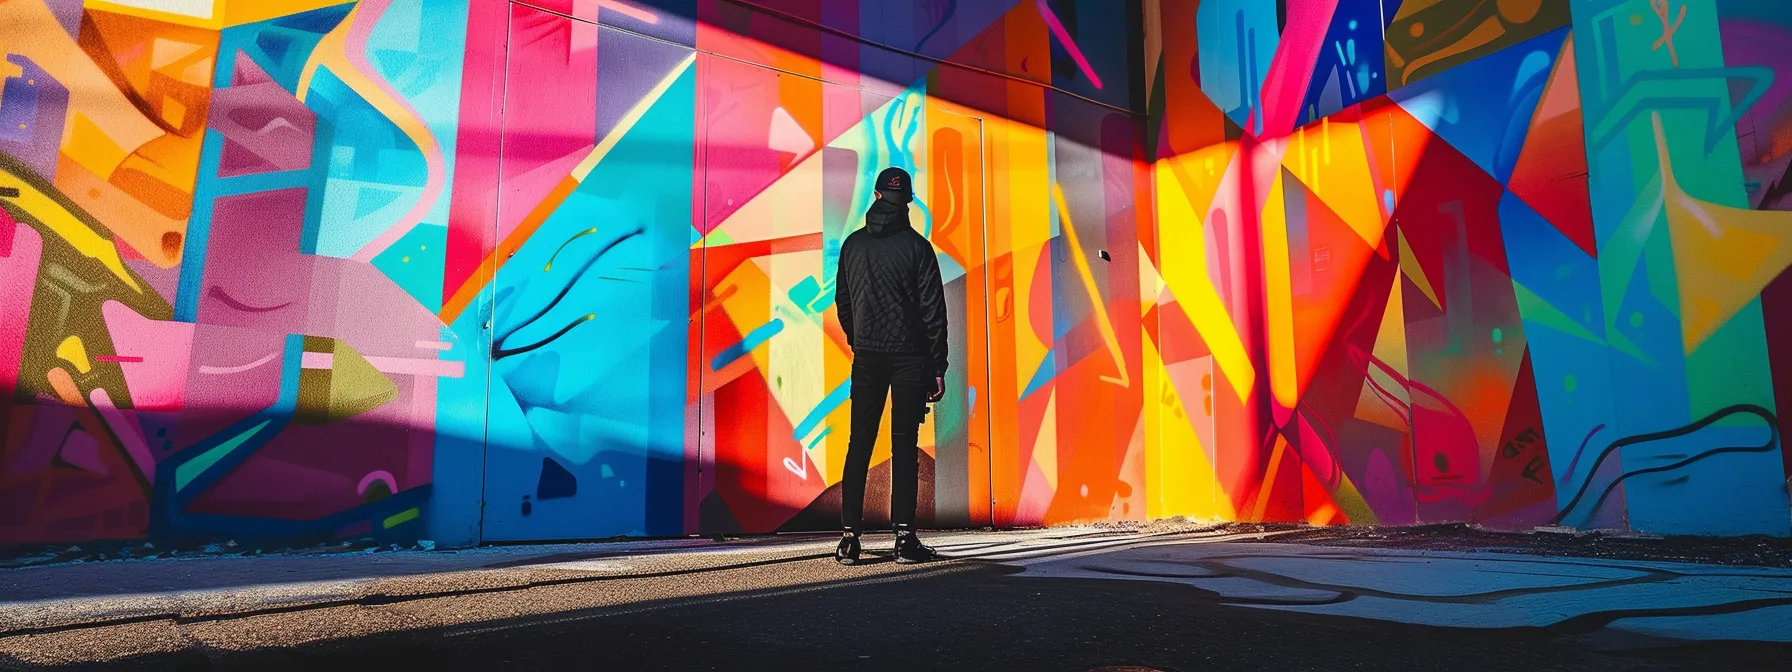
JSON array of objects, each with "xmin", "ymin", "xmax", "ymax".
[
  {"xmin": 2, "ymin": 221, "xmax": 42, "ymax": 402},
  {"xmin": 101, "ymin": 300, "xmax": 195, "ymax": 411},
  {"xmin": 597, "ymin": 0, "xmax": 657, "ymax": 24},
  {"xmin": 89, "ymin": 387, "xmax": 157, "ymax": 484},
  {"xmin": 1036, "ymin": 0, "xmax": 1103, "ymax": 89},
  {"xmin": 358, "ymin": 470, "xmax": 399, "ymax": 496},
  {"xmin": 1348, "ymin": 346, "xmax": 1483, "ymax": 504}
]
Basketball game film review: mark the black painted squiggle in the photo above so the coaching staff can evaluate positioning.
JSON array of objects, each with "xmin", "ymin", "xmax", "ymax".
[
  {"xmin": 1548, "ymin": 596, "xmax": 1792, "ymax": 636},
  {"xmin": 494, "ymin": 315, "xmax": 595, "ymax": 360},
  {"xmin": 491, "ymin": 228, "xmax": 643, "ymax": 360},
  {"xmin": 1549, "ymin": 404, "xmax": 1780, "ymax": 526}
]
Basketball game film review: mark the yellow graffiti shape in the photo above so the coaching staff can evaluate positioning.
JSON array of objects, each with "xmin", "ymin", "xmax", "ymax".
[
  {"xmin": 1248, "ymin": 435, "xmax": 1292, "ymax": 523},
  {"xmin": 1035, "ymin": 390, "xmax": 1060, "ymax": 492},
  {"xmin": 1279, "ymin": 116, "xmax": 1389, "ymax": 245},
  {"xmin": 57, "ymin": 336, "xmax": 92, "ymax": 375},
  {"xmin": 1154, "ymin": 155, "xmax": 1255, "ymax": 401},
  {"xmin": 1396, "ymin": 228, "xmax": 1442, "ymax": 310},
  {"xmin": 1652, "ymin": 113, "xmax": 1792, "ymax": 352},
  {"xmin": 1260, "ymin": 170, "xmax": 1300, "ymax": 410},
  {"xmin": 0, "ymin": 166, "xmax": 144, "ymax": 293},
  {"xmin": 85, "ymin": 0, "xmax": 355, "ymax": 30},
  {"xmin": 1052, "ymin": 183, "xmax": 1129, "ymax": 388}
]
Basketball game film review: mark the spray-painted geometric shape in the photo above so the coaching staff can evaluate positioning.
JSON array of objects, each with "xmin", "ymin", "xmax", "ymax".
[
  {"xmin": 537, "ymin": 457, "xmax": 578, "ymax": 501},
  {"xmin": 294, "ymin": 336, "xmax": 399, "ymax": 424}
]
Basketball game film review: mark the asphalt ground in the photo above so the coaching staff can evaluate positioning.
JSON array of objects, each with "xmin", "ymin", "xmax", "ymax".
[{"xmin": 3, "ymin": 528, "xmax": 1790, "ymax": 671}]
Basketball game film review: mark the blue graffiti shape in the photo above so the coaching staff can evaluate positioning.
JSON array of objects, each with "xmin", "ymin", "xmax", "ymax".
[
  {"xmin": 792, "ymin": 380, "xmax": 852, "ymax": 443},
  {"xmin": 1584, "ymin": 66, "xmax": 1773, "ymax": 154},
  {"xmin": 1549, "ymin": 405, "xmax": 1780, "ymax": 526},
  {"xmin": 1557, "ymin": 423, "xmax": 1608, "ymax": 489},
  {"xmin": 1583, "ymin": 12, "xmax": 1773, "ymax": 155},
  {"xmin": 1235, "ymin": 9, "xmax": 1263, "ymax": 134},
  {"xmin": 914, "ymin": 0, "xmax": 958, "ymax": 54},
  {"xmin": 537, "ymin": 457, "xmax": 578, "ymax": 500},
  {"xmin": 161, "ymin": 335, "xmax": 304, "ymax": 509},
  {"xmin": 711, "ymin": 318, "xmax": 785, "ymax": 371},
  {"xmin": 491, "ymin": 228, "xmax": 644, "ymax": 360}
]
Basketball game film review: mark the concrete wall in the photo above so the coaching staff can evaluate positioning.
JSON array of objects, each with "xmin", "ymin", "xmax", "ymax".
[{"xmin": 1, "ymin": 0, "xmax": 1787, "ymax": 548}]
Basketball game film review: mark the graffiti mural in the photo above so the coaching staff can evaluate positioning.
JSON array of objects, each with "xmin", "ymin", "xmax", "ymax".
[
  {"xmin": 2, "ymin": 0, "xmax": 1789, "ymax": 547},
  {"xmin": 1, "ymin": 0, "xmax": 468, "ymax": 544},
  {"xmin": 447, "ymin": 0, "xmax": 1151, "ymax": 539},
  {"xmin": 1145, "ymin": 0, "xmax": 1790, "ymax": 536}
]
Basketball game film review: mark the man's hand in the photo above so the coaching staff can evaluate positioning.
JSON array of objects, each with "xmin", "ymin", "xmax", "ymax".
[{"xmin": 928, "ymin": 376, "xmax": 945, "ymax": 403}]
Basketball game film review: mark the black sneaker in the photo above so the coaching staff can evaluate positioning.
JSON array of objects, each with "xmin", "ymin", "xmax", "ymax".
[
  {"xmin": 893, "ymin": 527, "xmax": 937, "ymax": 564},
  {"xmin": 835, "ymin": 532, "xmax": 862, "ymax": 566}
]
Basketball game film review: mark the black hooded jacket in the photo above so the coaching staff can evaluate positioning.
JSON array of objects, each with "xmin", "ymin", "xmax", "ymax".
[{"xmin": 835, "ymin": 198, "xmax": 949, "ymax": 376}]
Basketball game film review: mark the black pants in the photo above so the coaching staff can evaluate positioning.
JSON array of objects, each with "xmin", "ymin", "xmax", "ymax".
[{"xmin": 841, "ymin": 352, "xmax": 930, "ymax": 531}]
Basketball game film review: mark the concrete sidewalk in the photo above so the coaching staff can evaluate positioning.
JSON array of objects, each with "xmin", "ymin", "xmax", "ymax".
[{"xmin": 0, "ymin": 525, "xmax": 1230, "ymax": 636}]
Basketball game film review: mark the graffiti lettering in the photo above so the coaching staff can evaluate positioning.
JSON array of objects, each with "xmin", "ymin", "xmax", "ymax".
[
  {"xmin": 1502, "ymin": 427, "xmax": 1542, "ymax": 459},
  {"xmin": 1522, "ymin": 456, "xmax": 1548, "ymax": 484},
  {"xmin": 1650, "ymin": 0, "xmax": 1687, "ymax": 68}
]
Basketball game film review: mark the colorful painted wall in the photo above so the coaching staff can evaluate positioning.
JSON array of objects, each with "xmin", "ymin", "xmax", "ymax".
[
  {"xmin": 0, "ymin": 0, "xmax": 1152, "ymax": 547},
  {"xmin": 1144, "ymin": 0, "xmax": 1791, "ymax": 537},
  {"xmin": 2, "ymin": 0, "xmax": 1788, "ymax": 548},
  {"xmin": 1, "ymin": 0, "xmax": 474, "ymax": 545}
]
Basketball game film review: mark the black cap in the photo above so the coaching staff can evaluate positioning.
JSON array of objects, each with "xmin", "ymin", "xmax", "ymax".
[{"xmin": 875, "ymin": 167, "xmax": 913, "ymax": 204}]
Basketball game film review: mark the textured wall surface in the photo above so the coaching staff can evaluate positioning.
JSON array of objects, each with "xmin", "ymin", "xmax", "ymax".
[
  {"xmin": 1146, "ymin": 0, "xmax": 1792, "ymax": 537},
  {"xmin": 0, "ymin": 0, "xmax": 1787, "ymax": 548}
]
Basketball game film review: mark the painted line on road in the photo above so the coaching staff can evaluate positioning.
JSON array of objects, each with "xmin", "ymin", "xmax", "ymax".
[{"xmin": 943, "ymin": 529, "xmax": 1297, "ymax": 564}]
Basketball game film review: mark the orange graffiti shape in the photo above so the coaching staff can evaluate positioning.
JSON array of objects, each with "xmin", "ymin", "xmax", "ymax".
[{"xmin": 1650, "ymin": 0, "xmax": 1687, "ymax": 68}]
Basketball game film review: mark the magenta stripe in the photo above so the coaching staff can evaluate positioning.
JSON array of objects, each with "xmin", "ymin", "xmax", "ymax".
[{"xmin": 1036, "ymin": 0, "xmax": 1103, "ymax": 90}]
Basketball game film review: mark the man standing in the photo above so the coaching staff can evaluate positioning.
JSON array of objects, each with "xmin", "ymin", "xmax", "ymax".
[{"xmin": 833, "ymin": 166, "xmax": 948, "ymax": 565}]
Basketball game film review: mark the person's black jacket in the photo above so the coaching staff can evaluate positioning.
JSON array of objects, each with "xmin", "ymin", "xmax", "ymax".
[{"xmin": 835, "ymin": 198, "xmax": 949, "ymax": 376}]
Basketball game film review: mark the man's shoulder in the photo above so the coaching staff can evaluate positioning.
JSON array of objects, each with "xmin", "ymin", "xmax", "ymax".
[
  {"xmin": 840, "ymin": 228, "xmax": 866, "ymax": 250},
  {"xmin": 904, "ymin": 229, "xmax": 937, "ymax": 254}
]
